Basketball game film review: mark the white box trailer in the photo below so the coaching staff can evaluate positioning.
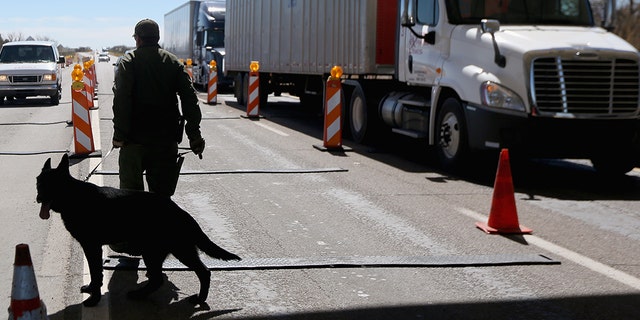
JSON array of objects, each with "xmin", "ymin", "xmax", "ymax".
[
  {"xmin": 225, "ymin": 0, "xmax": 395, "ymax": 75},
  {"xmin": 226, "ymin": 0, "xmax": 398, "ymax": 107},
  {"xmin": 164, "ymin": 1, "xmax": 198, "ymax": 61},
  {"xmin": 225, "ymin": 0, "xmax": 640, "ymax": 175}
]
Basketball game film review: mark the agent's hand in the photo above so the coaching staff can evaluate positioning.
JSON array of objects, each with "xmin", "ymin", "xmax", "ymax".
[
  {"xmin": 112, "ymin": 139, "xmax": 125, "ymax": 148},
  {"xmin": 189, "ymin": 137, "xmax": 205, "ymax": 158}
]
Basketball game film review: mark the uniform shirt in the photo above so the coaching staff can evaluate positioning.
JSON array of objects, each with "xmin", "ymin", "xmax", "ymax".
[{"xmin": 112, "ymin": 43, "xmax": 202, "ymax": 145}]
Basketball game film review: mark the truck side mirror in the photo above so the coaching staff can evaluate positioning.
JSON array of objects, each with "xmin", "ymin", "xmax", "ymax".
[
  {"xmin": 480, "ymin": 19, "xmax": 500, "ymax": 34},
  {"xmin": 400, "ymin": 0, "xmax": 415, "ymax": 27},
  {"xmin": 481, "ymin": 19, "xmax": 506, "ymax": 68},
  {"xmin": 400, "ymin": 0, "xmax": 434, "ymax": 43},
  {"xmin": 601, "ymin": 0, "xmax": 616, "ymax": 32},
  {"xmin": 422, "ymin": 26, "xmax": 436, "ymax": 45},
  {"xmin": 58, "ymin": 56, "xmax": 65, "ymax": 64},
  {"xmin": 401, "ymin": 13, "xmax": 415, "ymax": 27}
]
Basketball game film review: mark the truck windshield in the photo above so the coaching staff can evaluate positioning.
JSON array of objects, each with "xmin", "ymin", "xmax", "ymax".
[
  {"xmin": 206, "ymin": 30, "xmax": 224, "ymax": 48},
  {"xmin": 0, "ymin": 45, "xmax": 54, "ymax": 63},
  {"xmin": 445, "ymin": 0, "xmax": 594, "ymax": 26}
]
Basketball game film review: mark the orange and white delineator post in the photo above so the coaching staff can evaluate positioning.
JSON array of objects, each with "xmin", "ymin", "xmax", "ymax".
[
  {"xmin": 322, "ymin": 66, "xmax": 344, "ymax": 149},
  {"xmin": 90, "ymin": 59, "xmax": 98, "ymax": 94},
  {"xmin": 186, "ymin": 58, "xmax": 193, "ymax": 80},
  {"xmin": 207, "ymin": 60, "xmax": 218, "ymax": 105},
  {"xmin": 246, "ymin": 61, "xmax": 260, "ymax": 118},
  {"xmin": 70, "ymin": 65, "xmax": 96, "ymax": 156},
  {"xmin": 82, "ymin": 61, "xmax": 94, "ymax": 109},
  {"xmin": 8, "ymin": 244, "xmax": 48, "ymax": 320}
]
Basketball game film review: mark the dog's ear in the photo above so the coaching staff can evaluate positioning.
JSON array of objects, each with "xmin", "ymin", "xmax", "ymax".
[
  {"xmin": 43, "ymin": 158, "xmax": 52, "ymax": 170},
  {"xmin": 58, "ymin": 154, "xmax": 70, "ymax": 174}
]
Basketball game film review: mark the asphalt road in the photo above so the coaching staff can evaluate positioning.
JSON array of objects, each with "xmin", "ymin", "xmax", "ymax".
[{"xmin": 1, "ymin": 56, "xmax": 639, "ymax": 320}]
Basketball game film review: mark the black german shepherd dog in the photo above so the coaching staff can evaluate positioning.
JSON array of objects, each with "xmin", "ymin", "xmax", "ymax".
[{"xmin": 36, "ymin": 154, "xmax": 241, "ymax": 307}]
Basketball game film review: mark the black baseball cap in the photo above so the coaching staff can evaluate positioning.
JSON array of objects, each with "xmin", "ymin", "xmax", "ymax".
[{"xmin": 133, "ymin": 19, "xmax": 159, "ymax": 38}]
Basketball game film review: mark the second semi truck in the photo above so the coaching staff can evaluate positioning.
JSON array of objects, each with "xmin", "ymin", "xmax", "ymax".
[
  {"xmin": 164, "ymin": 0, "xmax": 230, "ymax": 90},
  {"xmin": 225, "ymin": 0, "xmax": 640, "ymax": 175}
]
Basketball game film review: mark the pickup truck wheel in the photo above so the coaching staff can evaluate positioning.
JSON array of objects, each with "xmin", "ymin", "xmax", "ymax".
[
  {"xmin": 436, "ymin": 98, "xmax": 469, "ymax": 170},
  {"xmin": 0, "ymin": 96, "xmax": 4, "ymax": 106},
  {"xmin": 50, "ymin": 92, "xmax": 60, "ymax": 105}
]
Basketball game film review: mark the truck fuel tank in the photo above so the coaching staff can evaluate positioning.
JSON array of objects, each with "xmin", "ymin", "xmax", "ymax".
[{"xmin": 380, "ymin": 92, "xmax": 431, "ymax": 135}]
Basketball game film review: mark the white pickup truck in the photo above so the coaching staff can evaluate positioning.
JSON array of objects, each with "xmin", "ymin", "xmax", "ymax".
[{"xmin": 0, "ymin": 41, "xmax": 65, "ymax": 105}]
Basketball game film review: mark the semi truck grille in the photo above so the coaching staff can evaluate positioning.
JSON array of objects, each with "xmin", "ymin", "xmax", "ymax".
[
  {"xmin": 10, "ymin": 75, "xmax": 40, "ymax": 83},
  {"xmin": 532, "ymin": 57, "xmax": 639, "ymax": 115}
]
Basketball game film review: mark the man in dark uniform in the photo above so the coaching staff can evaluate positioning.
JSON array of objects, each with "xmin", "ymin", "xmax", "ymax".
[{"xmin": 112, "ymin": 18, "xmax": 205, "ymax": 197}]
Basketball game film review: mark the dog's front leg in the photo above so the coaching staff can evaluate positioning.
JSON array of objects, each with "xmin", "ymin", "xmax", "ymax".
[{"xmin": 80, "ymin": 244, "xmax": 103, "ymax": 307}]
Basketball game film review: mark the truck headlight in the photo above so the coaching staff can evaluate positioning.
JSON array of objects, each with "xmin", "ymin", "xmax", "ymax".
[
  {"xmin": 43, "ymin": 73, "xmax": 56, "ymax": 81},
  {"xmin": 480, "ymin": 81, "xmax": 525, "ymax": 112},
  {"xmin": 0, "ymin": 75, "xmax": 8, "ymax": 82}
]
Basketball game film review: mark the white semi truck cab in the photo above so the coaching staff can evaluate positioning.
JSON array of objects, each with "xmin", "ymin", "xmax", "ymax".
[
  {"xmin": 164, "ymin": 0, "xmax": 229, "ymax": 90},
  {"xmin": 226, "ymin": 0, "xmax": 640, "ymax": 175},
  {"xmin": 387, "ymin": 0, "xmax": 640, "ymax": 174}
]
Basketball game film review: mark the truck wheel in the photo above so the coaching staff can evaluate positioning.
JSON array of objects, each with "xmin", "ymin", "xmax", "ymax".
[
  {"xmin": 590, "ymin": 156, "xmax": 635, "ymax": 176},
  {"xmin": 259, "ymin": 74, "xmax": 269, "ymax": 108},
  {"xmin": 200, "ymin": 66, "xmax": 209, "ymax": 92},
  {"xmin": 242, "ymin": 73, "xmax": 250, "ymax": 107},
  {"xmin": 234, "ymin": 73, "xmax": 246, "ymax": 106},
  {"xmin": 0, "ymin": 96, "xmax": 4, "ymax": 106},
  {"xmin": 435, "ymin": 97, "xmax": 469, "ymax": 170},
  {"xmin": 50, "ymin": 91, "xmax": 60, "ymax": 106},
  {"xmin": 349, "ymin": 85, "xmax": 370, "ymax": 143},
  {"xmin": 300, "ymin": 76, "xmax": 325, "ymax": 111}
]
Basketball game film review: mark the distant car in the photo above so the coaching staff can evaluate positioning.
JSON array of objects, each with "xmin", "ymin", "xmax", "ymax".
[{"xmin": 98, "ymin": 52, "xmax": 110, "ymax": 62}]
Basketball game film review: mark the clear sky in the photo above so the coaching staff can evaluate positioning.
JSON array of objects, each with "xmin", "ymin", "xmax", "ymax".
[{"xmin": 0, "ymin": 0, "xmax": 191, "ymax": 50}]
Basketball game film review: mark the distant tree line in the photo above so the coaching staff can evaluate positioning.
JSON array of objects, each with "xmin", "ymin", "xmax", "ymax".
[
  {"xmin": 0, "ymin": 32, "xmax": 93, "ymax": 56},
  {"xmin": 612, "ymin": 0, "xmax": 639, "ymax": 49},
  {"xmin": 587, "ymin": 0, "xmax": 638, "ymax": 48},
  {"xmin": 107, "ymin": 45, "xmax": 135, "ymax": 55}
]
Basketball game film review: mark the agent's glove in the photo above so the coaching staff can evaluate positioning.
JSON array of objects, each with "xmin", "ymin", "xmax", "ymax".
[
  {"xmin": 112, "ymin": 139, "xmax": 125, "ymax": 148},
  {"xmin": 189, "ymin": 137, "xmax": 205, "ymax": 158}
]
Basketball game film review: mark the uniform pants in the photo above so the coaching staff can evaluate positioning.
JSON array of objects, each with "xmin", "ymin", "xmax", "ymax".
[{"xmin": 118, "ymin": 143, "xmax": 180, "ymax": 197}]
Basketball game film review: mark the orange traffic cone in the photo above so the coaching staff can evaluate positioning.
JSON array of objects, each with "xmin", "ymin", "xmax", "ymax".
[
  {"xmin": 8, "ymin": 244, "xmax": 48, "ymax": 320},
  {"xmin": 476, "ymin": 149, "xmax": 532, "ymax": 234}
]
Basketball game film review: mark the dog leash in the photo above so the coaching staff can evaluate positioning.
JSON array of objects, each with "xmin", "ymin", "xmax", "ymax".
[
  {"xmin": 84, "ymin": 147, "xmax": 199, "ymax": 182},
  {"xmin": 177, "ymin": 148, "xmax": 192, "ymax": 157},
  {"xmin": 84, "ymin": 146, "xmax": 202, "ymax": 182},
  {"xmin": 83, "ymin": 146, "xmax": 115, "ymax": 182},
  {"xmin": 178, "ymin": 147, "xmax": 202, "ymax": 159}
]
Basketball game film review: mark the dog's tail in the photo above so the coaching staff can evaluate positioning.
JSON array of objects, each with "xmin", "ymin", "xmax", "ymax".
[{"xmin": 197, "ymin": 233, "xmax": 241, "ymax": 261}]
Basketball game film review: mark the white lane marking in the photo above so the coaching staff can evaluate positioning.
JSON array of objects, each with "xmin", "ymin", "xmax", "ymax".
[
  {"xmin": 82, "ymin": 104, "xmax": 109, "ymax": 320},
  {"xmin": 199, "ymin": 94, "xmax": 290, "ymax": 136},
  {"xmin": 525, "ymin": 235, "xmax": 640, "ymax": 290},
  {"xmin": 253, "ymin": 121, "xmax": 289, "ymax": 136},
  {"xmin": 456, "ymin": 207, "xmax": 640, "ymax": 291}
]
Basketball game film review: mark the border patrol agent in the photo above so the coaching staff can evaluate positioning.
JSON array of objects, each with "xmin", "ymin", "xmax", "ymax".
[{"xmin": 112, "ymin": 19, "xmax": 205, "ymax": 197}]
